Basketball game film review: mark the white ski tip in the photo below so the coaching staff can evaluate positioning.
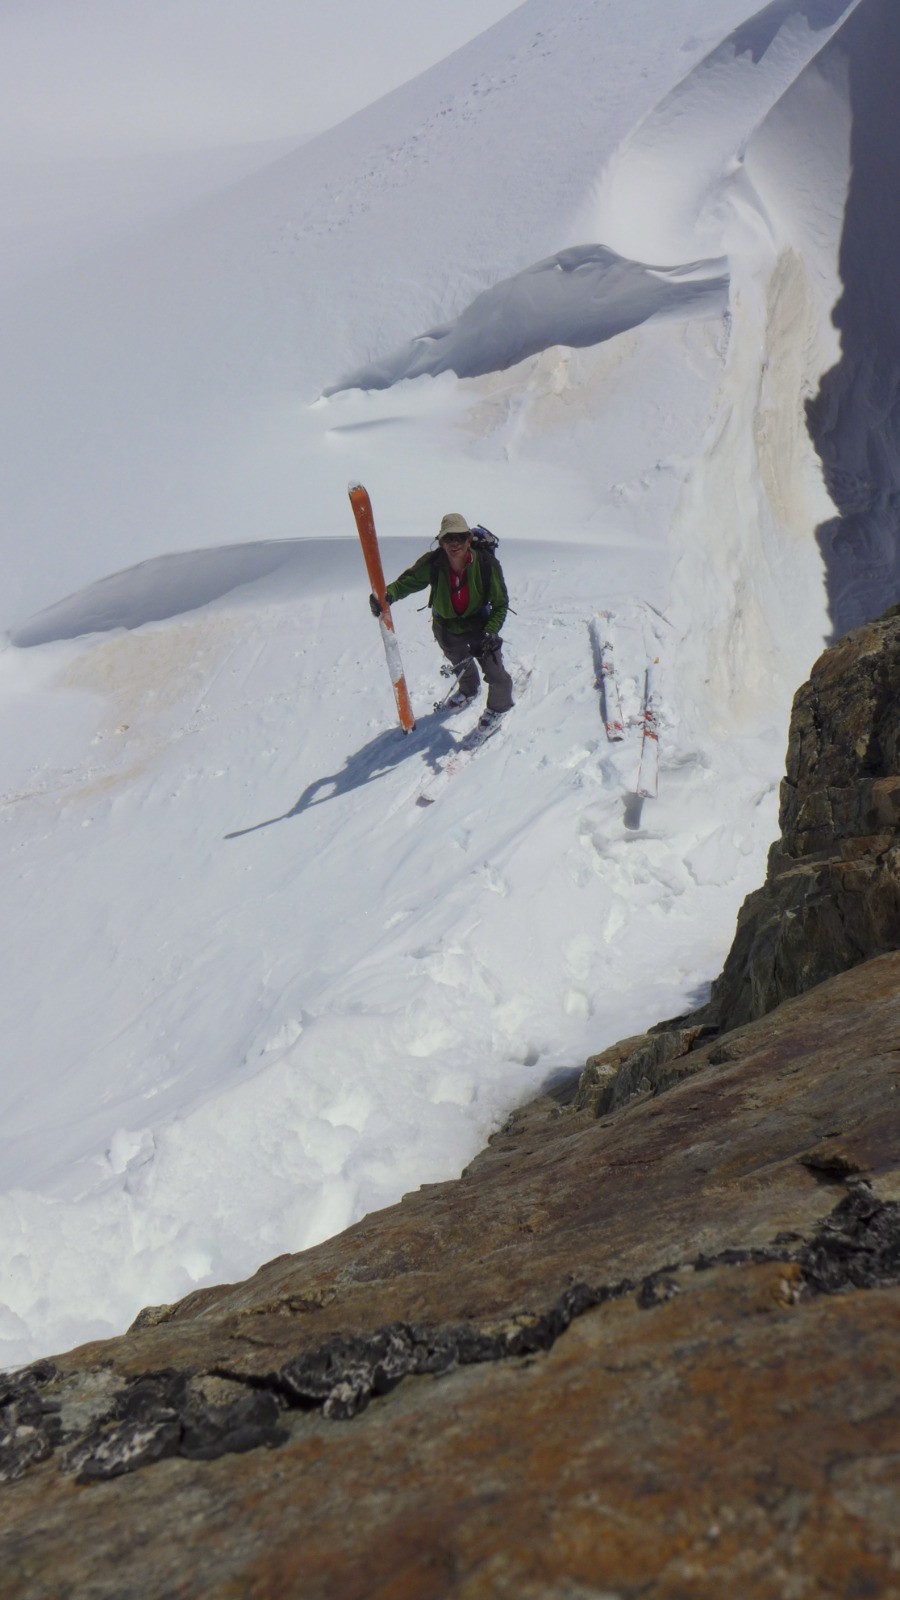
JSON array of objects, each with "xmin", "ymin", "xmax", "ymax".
[{"xmin": 347, "ymin": 480, "xmax": 365, "ymax": 494}]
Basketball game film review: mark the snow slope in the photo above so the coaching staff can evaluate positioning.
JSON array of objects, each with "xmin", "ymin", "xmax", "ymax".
[
  {"xmin": 0, "ymin": 140, "xmax": 301, "ymax": 295},
  {"xmin": 2, "ymin": 0, "xmax": 887, "ymax": 1365},
  {"xmin": 0, "ymin": 530, "xmax": 782, "ymax": 1363},
  {"xmin": 0, "ymin": 0, "xmax": 768, "ymax": 626}
]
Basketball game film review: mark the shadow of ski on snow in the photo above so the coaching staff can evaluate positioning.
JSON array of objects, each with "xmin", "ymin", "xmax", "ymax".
[{"xmin": 224, "ymin": 712, "xmax": 457, "ymax": 839}]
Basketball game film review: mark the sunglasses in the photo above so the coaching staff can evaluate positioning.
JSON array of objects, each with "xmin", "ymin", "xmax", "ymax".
[{"xmin": 441, "ymin": 533, "xmax": 470, "ymax": 545}]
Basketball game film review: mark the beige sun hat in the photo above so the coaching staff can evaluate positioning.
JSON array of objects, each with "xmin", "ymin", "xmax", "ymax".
[{"xmin": 439, "ymin": 513, "xmax": 470, "ymax": 539}]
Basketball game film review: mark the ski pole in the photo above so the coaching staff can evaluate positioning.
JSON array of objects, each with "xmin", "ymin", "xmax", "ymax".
[{"xmin": 433, "ymin": 657, "xmax": 477, "ymax": 712}]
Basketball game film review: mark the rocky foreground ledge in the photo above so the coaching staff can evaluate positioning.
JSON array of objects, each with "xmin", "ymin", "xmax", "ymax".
[{"xmin": 2, "ymin": 615, "xmax": 900, "ymax": 1599}]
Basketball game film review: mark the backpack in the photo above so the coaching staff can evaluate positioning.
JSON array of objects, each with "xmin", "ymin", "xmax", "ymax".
[
  {"xmin": 469, "ymin": 524, "xmax": 500, "ymax": 554},
  {"xmin": 426, "ymin": 525, "xmax": 499, "ymax": 613}
]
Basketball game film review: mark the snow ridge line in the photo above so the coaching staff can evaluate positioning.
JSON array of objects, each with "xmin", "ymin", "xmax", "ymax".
[{"xmin": 587, "ymin": 0, "xmax": 866, "ymax": 267}]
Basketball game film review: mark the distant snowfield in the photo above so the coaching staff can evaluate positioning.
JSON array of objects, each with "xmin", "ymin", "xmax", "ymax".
[
  {"xmin": 0, "ymin": 0, "xmax": 878, "ymax": 1365},
  {"xmin": 0, "ymin": 141, "xmax": 302, "ymax": 294}
]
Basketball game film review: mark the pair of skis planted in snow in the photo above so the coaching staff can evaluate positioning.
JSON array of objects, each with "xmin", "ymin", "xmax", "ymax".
[{"xmin": 594, "ymin": 610, "xmax": 659, "ymax": 800}]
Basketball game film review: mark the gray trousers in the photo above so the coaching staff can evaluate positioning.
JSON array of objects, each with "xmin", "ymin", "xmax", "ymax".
[{"xmin": 433, "ymin": 619, "xmax": 514, "ymax": 712}]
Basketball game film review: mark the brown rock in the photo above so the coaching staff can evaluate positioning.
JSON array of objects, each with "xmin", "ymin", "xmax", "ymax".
[
  {"xmin": 573, "ymin": 1031, "xmax": 647, "ymax": 1114},
  {"xmin": 1, "ymin": 954, "xmax": 899, "ymax": 1598},
  {"xmin": 709, "ymin": 608, "xmax": 900, "ymax": 1030}
]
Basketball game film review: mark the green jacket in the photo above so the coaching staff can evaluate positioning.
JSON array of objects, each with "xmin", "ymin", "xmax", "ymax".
[{"xmin": 386, "ymin": 548, "xmax": 509, "ymax": 636}]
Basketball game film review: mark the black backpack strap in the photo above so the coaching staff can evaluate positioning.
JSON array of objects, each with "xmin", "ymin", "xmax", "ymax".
[{"xmin": 427, "ymin": 548, "xmax": 442, "ymax": 610}]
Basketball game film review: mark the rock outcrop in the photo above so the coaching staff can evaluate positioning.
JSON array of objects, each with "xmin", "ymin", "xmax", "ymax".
[
  {"xmin": 713, "ymin": 605, "xmax": 900, "ymax": 1026},
  {"xmin": 2, "ymin": 615, "xmax": 900, "ymax": 1599},
  {"xmin": 579, "ymin": 608, "xmax": 900, "ymax": 1117}
]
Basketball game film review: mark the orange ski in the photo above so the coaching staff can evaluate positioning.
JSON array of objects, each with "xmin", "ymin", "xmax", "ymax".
[{"xmin": 348, "ymin": 482, "xmax": 416, "ymax": 733}]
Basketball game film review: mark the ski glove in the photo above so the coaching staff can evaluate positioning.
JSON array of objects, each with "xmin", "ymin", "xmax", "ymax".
[
  {"xmin": 480, "ymin": 634, "xmax": 503, "ymax": 657},
  {"xmin": 368, "ymin": 593, "xmax": 383, "ymax": 617}
]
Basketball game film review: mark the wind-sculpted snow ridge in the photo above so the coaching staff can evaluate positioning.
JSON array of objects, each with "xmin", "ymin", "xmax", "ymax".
[
  {"xmin": 584, "ymin": 0, "xmax": 865, "ymax": 265},
  {"xmin": 9, "ymin": 539, "xmax": 383, "ymax": 648},
  {"xmin": 327, "ymin": 0, "xmax": 861, "ymax": 398},
  {"xmin": 327, "ymin": 246, "xmax": 729, "ymax": 392},
  {"xmin": 11, "ymin": 542, "xmax": 307, "ymax": 647}
]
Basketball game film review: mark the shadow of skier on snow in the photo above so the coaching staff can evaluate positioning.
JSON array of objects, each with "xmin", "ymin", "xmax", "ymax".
[{"xmin": 224, "ymin": 712, "xmax": 457, "ymax": 839}]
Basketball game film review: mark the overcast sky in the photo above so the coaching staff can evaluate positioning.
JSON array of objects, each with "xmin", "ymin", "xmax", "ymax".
[{"xmin": 0, "ymin": 0, "xmax": 523, "ymax": 160}]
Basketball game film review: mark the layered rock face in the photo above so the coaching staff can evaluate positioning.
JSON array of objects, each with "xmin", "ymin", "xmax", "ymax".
[
  {"xmin": 2, "ymin": 617, "xmax": 900, "ymax": 1599},
  {"xmin": 713, "ymin": 606, "xmax": 900, "ymax": 1028}
]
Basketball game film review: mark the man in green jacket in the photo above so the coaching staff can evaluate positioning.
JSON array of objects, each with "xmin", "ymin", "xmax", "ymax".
[{"xmin": 370, "ymin": 513, "xmax": 513, "ymax": 725}]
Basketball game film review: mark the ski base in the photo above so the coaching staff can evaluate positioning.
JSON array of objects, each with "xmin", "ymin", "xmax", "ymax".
[
  {"xmin": 593, "ymin": 612, "xmax": 625, "ymax": 741},
  {"xmin": 415, "ymin": 716, "xmax": 507, "ymax": 806},
  {"xmin": 636, "ymin": 659, "xmax": 660, "ymax": 799},
  {"xmin": 349, "ymin": 482, "xmax": 416, "ymax": 733}
]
